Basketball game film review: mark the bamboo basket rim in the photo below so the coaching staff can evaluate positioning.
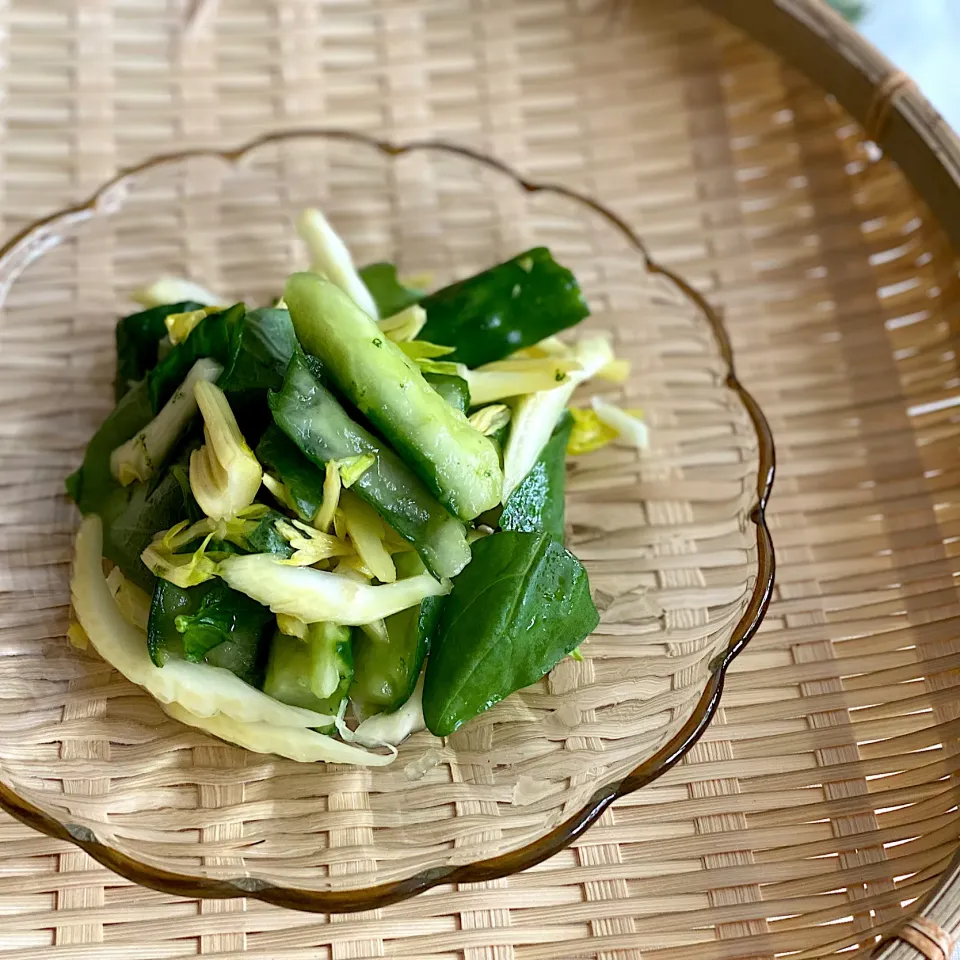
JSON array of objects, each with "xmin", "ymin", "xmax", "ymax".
[
  {"xmin": 0, "ymin": 129, "xmax": 777, "ymax": 914},
  {"xmin": 705, "ymin": 3, "xmax": 960, "ymax": 955}
]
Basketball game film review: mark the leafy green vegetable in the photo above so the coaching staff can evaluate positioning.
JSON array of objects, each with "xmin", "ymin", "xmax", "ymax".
[
  {"xmin": 263, "ymin": 623, "xmax": 354, "ymax": 714},
  {"xmin": 147, "ymin": 305, "xmax": 296, "ymax": 411},
  {"xmin": 422, "ymin": 531, "xmax": 599, "ymax": 736},
  {"xmin": 218, "ymin": 307, "xmax": 298, "ymax": 394},
  {"xmin": 350, "ymin": 551, "xmax": 443, "ymax": 717},
  {"xmin": 148, "ymin": 304, "xmax": 235, "ymax": 410},
  {"xmin": 67, "ymin": 380, "xmax": 154, "ymax": 512},
  {"xmin": 256, "ymin": 424, "xmax": 326, "ymax": 523},
  {"xmin": 418, "ymin": 248, "xmax": 590, "ymax": 368},
  {"xmin": 500, "ymin": 412, "xmax": 572, "ymax": 540},
  {"xmin": 102, "ymin": 464, "xmax": 196, "ymax": 592},
  {"xmin": 111, "ymin": 357, "xmax": 222, "ymax": 487},
  {"xmin": 147, "ymin": 578, "xmax": 275, "ymax": 686},
  {"xmin": 423, "ymin": 371, "xmax": 470, "ymax": 414},
  {"xmin": 284, "ymin": 273, "xmax": 502, "ymax": 521},
  {"xmin": 359, "ymin": 262, "xmax": 425, "ymax": 318},
  {"xmin": 115, "ymin": 301, "xmax": 203, "ymax": 400},
  {"xmin": 269, "ymin": 349, "xmax": 472, "ymax": 579},
  {"xmin": 236, "ymin": 508, "xmax": 295, "ymax": 559}
]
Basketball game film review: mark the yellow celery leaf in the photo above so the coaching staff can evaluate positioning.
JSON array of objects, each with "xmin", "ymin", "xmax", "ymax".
[{"xmin": 567, "ymin": 407, "xmax": 619, "ymax": 455}]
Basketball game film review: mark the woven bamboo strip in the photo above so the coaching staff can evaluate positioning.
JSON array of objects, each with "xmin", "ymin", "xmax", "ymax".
[{"xmin": 0, "ymin": 0, "xmax": 957, "ymax": 958}]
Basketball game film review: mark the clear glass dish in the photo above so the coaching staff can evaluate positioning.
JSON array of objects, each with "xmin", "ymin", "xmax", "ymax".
[{"xmin": 0, "ymin": 131, "xmax": 774, "ymax": 911}]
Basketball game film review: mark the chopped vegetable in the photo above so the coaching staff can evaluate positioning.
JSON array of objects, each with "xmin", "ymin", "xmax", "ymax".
[
  {"xmin": 377, "ymin": 304, "xmax": 427, "ymax": 343},
  {"xmin": 115, "ymin": 300, "xmax": 203, "ymax": 400},
  {"xmin": 567, "ymin": 406, "xmax": 619, "ymax": 455},
  {"xmin": 255, "ymin": 424, "xmax": 326, "ymax": 523},
  {"xmin": 500, "ymin": 411, "xmax": 573, "ymax": 539},
  {"xmin": 148, "ymin": 304, "xmax": 297, "ymax": 411},
  {"xmin": 147, "ymin": 577, "xmax": 274, "ymax": 686},
  {"xmin": 217, "ymin": 553, "xmax": 451, "ymax": 625},
  {"xmin": 131, "ymin": 277, "xmax": 224, "ymax": 310},
  {"xmin": 463, "ymin": 356, "xmax": 581, "ymax": 406},
  {"xmin": 502, "ymin": 336, "xmax": 614, "ymax": 500},
  {"xmin": 315, "ymin": 460, "xmax": 341, "ymax": 534},
  {"xmin": 106, "ymin": 567, "xmax": 152, "ymax": 632},
  {"xmin": 269, "ymin": 350, "xmax": 471, "ymax": 579},
  {"xmin": 359, "ymin": 262, "xmax": 426, "ymax": 319},
  {"xmin": 469, "ymin": 404, "xmax": 511, "ymax": 438},
  {"xmin": 71, "ymin": 516, "xmax": 334, "ymax": 727},
  {"xmin": 418, "ymin": 248, "xmax": 590, "ymax": 367},
  {"xmin": 67, "ymin": 379, "xmax": 154, "ymax": 513},
  {"xmin": 591, "ymin": 397, "xmax": 649, "ymax": 450},
  {"xmin": 162, "ymin": 701, "xmax": 395, "ymax": 765},
  {"xmin": 165, "ymin": 305, "xmax": 221, "ymax": 345},
  {"xmin": 111, "ymin": 358, "xmax": 222, "ymax": 487},
  {"xmin": 353, "ymin": 675, "xmax": 428, "ymax": 747},
  {"xmin": 142, "ymin": 530, "xmax": 218, "ymax": 588},
  {"xmin": 351, "ymin": 551, "xmax": 442, "ymax": 718},
  {"xmin": 263, "ymin": 622, "xmax": 353, "ymax": 713},
  {"xmin": 297, "ymin": 207, "xmax": 379, "ymax": 319},
  {"xmin": 339, "ymin": 491, "xmax": 396, "ymax": 583},
  {"xmin": 68, "ymin": 228, "xmax": 618, "ymax": 758},
  {"xmin": 277, "ymin": 613, "xmax": 308, "ymax": 639},
  {"xmin": 398, "ymin": 340, "xmax": 455, "ymax": 361},
  {"xmin": 284, "ymin": 273, "xmax": 503, "ymax": 521},
  {"xmin": 338, "ymin": 453, "xmax": 375, "ymax": 488},
  {"xmin": 423, "ymin": 532, "xmax": 599, "ymax": 736},
  {"xmin": 274, "ymin": 517, "xmax": 354, "ymax": 567},
  {"xmin": 189, "ymin": 381, "xmax": 262, "ymax": 520},
  {"xmin": 423, "ymin": 371, "xmax": 470, "ymax": 414}
]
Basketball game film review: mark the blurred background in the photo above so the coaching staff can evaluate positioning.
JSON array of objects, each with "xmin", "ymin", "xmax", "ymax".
[{"xmin": 829, "ymin": 0, "xmax": 959, "ymax": 130}]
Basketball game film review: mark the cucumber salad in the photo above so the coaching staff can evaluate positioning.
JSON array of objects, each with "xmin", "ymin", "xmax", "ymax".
[{"xmin": 66, "ymin": 209, "xmax": 647, "ymax": 765}]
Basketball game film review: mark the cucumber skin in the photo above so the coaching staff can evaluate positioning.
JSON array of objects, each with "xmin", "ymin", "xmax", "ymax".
[
  {"xmin": 269, "ymin": 351, "xmax": 471, "ymax": 580},
  {"xmin": 284, "ymin": 273, "xmax": 502, "ymax": 521}
]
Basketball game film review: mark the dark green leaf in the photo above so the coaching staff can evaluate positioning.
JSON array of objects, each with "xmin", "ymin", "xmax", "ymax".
[
  {"xmin": 255, "ymin": 424, "xmax": 326, "ymax": 522},
  {"xmin": 147, "ymin": 306, "xmax": 236, "ymax": 410},
  {"xmin": 218, "ymin": 307, "xmax": 298, "ymax": 394},
  {"xmin": 418, "ymin": 248, "xmax": 590, "ymax": 368},
  {"xmin": 101, "ymin": 461, "xmax": 196, "ymax": 592},
  {"xmin": 359, "ymin": 262, "xmax": 425, "ymax": 318},
  {"xmin": 147, "ymin": 578, "xmax": 274, "ymax": 686},
  {"xmin": 500, "ymin": 411, "xmax": 572, "ymax": 540},
  {"xmin": 241, "ymin": 508, "xmax": 295, "ymax": 559},
  {"xmin": 115, "ymin": 301, "xmax": 202, "ymax": 401},
  {"xmin": 423, "ymin": 532, "xmax": 599, "ymax": 736},
  {"xmin": 68, "ymin": 380, "xmax": 154, "ymax": 513}
]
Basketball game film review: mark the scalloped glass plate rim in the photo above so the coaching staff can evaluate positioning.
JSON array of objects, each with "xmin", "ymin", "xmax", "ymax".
[{"xmin": 0, "ymin": 128, "xmax": 776, "ymax": 914}]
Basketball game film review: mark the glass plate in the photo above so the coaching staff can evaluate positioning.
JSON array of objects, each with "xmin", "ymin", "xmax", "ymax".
[{"xmin": 0, "ymin": 131, "xmax": 774, "ymax": 911}]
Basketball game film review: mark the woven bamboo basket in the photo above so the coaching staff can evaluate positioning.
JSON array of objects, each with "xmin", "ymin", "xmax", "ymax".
[{"xmin": 0, "ymin": 0, "xmax": 958, "ymax": 957}]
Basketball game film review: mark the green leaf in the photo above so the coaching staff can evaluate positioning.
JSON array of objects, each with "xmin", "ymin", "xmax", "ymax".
[
  {"xmin": 423, "ymin": 531, "xmax": 599, "ymax": 736},
  {"xmin": 500, "ymin": 411, "xmax": 572, "ymax": 540},
  {"xmin": 418, "ymin": 248, "xmax": 590, "ymax": 368},
  {"xmin": 358, "ymin": 262, "xmax": 425, "ymax": 318},
  {"xmin": 68, "ymin": 379, "xmax": 155, "ymax": 513},
  {"xmin": 255, "ymin": 424, "xmax": 326, "ymax": 523},
  {"xmin": 218, "ymin": 307, "xmax": 298, "ymax": 394},
  {"xmin": 101, "ymin": 457, "xmax": 198, "ymax": 592},
  {"xmin": 241, "ymin": 508, "xmax": 296, "ymax": 559},
  {"xmin": 147, "ymin": 305, "xmax": 236, "ymax": 410},
  {"xmin": 115, "ymin": 301, "xmax": 202, "ymax": 401}
]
